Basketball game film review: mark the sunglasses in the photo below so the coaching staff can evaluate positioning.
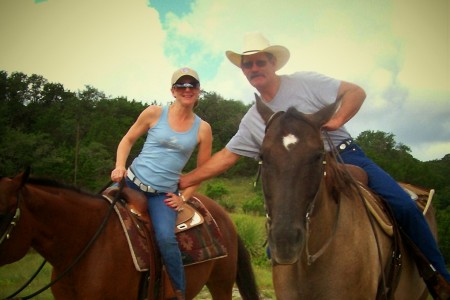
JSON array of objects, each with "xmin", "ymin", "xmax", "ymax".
[
  {"xmin": 173, "ymin": 82, "xmax": 200, "ymax": 90},
  {"xmin": 241, "ymin": 60, "xmax": 268, "ymax": 69}
]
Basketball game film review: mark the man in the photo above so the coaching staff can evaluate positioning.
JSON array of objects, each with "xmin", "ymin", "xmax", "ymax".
[{"xmin": 179, "ymin": 32, "xmax": 450, "ymax": 298}]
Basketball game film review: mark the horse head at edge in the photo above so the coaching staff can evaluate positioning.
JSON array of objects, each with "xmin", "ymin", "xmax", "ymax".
[
  {"xmin": 255, "ymin": 93, "xmax": 341, "ymax": 264},
  {"xmin": 0, "ymin": 168, "xmax": 33, "ymax": 266}
]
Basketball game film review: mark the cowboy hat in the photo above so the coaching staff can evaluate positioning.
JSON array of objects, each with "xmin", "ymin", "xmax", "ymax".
[{"xmin": 226, "ymin": 32, "xmax": 290, "ymax": 71}]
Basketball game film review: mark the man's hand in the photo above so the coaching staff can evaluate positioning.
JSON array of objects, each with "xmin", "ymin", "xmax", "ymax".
[{"xmin": 179, "ymin": 174, "xmax": 192, "ymax": 190}]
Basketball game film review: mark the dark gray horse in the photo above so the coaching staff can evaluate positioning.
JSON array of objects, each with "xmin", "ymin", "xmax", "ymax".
[{"xmin": 256, "ymin": 94, "xmax": 435, "ymax": 299}]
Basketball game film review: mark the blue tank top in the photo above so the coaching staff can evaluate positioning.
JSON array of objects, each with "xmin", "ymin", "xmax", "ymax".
[{"xmin": 130, "ymin": 106, "xmax": 201, "ymax": 193}]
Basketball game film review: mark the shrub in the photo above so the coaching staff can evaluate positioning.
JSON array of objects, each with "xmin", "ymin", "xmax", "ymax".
[
  {"xmin": 242, "ymin": 196, "xmax": 266, "ymax": 216},
  {"xmin": 205, "ymin": 182, "xmax": 229, "ymax": 200},
  {"xmin": 217, "ymin": 199, "xmax": 236, "ymax": 213},
  {"xmin": 232, "ymin": 214, "xmax": 270, "ymax": 267}
]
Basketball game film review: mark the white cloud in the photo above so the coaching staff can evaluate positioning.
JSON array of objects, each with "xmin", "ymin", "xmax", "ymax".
[
  {"xmin": 0, "ymin": 0, "xmax": 174, "ymax": 103},
  {"xmin": 393, "ymin": 0, "xmax": 449, "ymax": 93},
  {"xmin": 1, "ymin": 0, "xmax": 448, "ymax": 160}
]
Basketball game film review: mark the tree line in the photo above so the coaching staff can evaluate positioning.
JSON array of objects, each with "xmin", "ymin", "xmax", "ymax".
[{"xmin": 1, "ymin": 70, "xmax": 449, "ymax": 261}]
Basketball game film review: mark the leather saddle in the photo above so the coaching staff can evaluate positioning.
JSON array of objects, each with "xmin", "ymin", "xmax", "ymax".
[{"xmin": 104, "ymin": 186, "xmax": 204, "ymax": 233}]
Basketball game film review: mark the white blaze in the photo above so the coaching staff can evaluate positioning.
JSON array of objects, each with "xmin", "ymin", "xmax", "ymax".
[{"xmin": 283, "ymin": 133, "xmax": 298, "ymax": 151}]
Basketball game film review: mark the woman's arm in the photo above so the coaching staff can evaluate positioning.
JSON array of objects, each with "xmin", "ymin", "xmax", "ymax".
[{"xmin": 111, "ymin": 106, "xmax": 161, "ymax": 182}]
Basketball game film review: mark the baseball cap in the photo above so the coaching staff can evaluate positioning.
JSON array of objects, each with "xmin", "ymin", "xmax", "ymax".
[{"xmin": 171, "ymin": 67, "xmax": 200, "ymax": 86}]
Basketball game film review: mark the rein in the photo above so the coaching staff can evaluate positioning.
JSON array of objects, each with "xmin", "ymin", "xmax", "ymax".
[
  {"xmin": 304, "ymin": 157, "xmax": 341, "ymax": 265},
  {"xmin": 2, "ymin": 180, "xmax": 122, "ymax": 300}
]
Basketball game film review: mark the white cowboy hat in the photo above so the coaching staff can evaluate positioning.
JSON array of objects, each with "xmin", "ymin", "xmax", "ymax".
[{"xmin": 226, "ymin": 32, "xmax": 290, "ymax": 71}]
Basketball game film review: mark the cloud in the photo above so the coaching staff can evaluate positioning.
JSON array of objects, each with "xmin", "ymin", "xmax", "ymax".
[
  {"xmin": 0, "ymin": 0, "xmax": 174, "ymax": 102},
  {"xmin": 1, "ymin": 0, "xmax": 448, "ymax": 161}
]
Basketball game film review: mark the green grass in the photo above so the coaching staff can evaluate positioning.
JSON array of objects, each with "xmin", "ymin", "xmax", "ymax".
[{"xmin": 0, "ymin": 251, "xmax": 53, "ymax": 299}]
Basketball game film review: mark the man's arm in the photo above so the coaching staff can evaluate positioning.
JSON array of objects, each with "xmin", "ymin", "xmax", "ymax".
[
  {"xmin": 322, "ymin": 81, "xmax": 366, "ymax": 131},
  {"xmin": 179, "ymin": 148, "xmax": 240, "ymax": 189}
]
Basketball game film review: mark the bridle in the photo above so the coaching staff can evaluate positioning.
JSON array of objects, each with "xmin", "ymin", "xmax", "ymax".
[
  {"xmin": 304, "ymin": 152, "xmax": 341, "ymax": 265},
  {"xmin": 0, "ymin": 191, "xmax": 21, "ymax": 245}
]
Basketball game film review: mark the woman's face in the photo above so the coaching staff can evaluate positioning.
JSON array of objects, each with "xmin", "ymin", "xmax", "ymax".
[{"xmin": 171, "ymin": 76, "xmax": 200, "ymax": 107}]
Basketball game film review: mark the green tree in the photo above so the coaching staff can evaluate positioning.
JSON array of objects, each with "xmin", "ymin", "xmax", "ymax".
[{"xmin": 187, "ymin": 91, "xmax": 258, "ymax": 176}]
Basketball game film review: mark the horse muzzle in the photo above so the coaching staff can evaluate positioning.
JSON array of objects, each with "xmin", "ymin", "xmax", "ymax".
[{"xmin": 269, "ymin": 228, "xmax": 304, "ymax": 264}]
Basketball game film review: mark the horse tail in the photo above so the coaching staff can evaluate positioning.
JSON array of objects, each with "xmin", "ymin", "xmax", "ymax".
[{"xmin": 236, "ymin": 235, "xmax": 260, "ymax": 300}]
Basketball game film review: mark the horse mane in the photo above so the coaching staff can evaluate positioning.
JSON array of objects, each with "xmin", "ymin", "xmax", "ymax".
[
  {"xmin": 26, "ymin": 176, "xmax": 102, "ymax": 198},
  {"xmin": 324, "ymin": 153, "xmax": 362, "ymax": 201}
]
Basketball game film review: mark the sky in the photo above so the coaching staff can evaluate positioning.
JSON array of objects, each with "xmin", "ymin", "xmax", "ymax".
[{"xmin": 0, "ymin": 0, "xmax": 449, "ymax": 162}]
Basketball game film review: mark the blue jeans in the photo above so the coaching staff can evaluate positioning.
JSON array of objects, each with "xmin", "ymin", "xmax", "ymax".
[
  {"xmin": 126, "ymin": 178, "xmax": 186, "ymax": 294},
  {"xmin": 340, "ymin": 143, "xmax": 450, "ymax": 282}
]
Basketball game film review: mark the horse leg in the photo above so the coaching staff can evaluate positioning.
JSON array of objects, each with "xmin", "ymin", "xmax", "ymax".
[
  {"xmin": 206, "ymin": 260, "xmax": 236, "ymax": 300},
  {"xmin": 184, "ymin": 264, "xmax": 213, "ymax": 300},
  {"xmin": 185, "ymin": 260, "xmax": 235, "ymax": 300},
  {"xmin": 206, "ymin": 241, "xmax": 239, "ymax": 300},
  {"xmin": 272, "ymin": 263, "xmax": 301, "ymax": 299},
  {"xmin": 206, "ymin": 281, "xmax": 234, "ymax": 300}
]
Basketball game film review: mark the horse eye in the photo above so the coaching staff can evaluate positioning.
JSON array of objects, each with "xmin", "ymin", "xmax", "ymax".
[{"xmin": 314, "ymin": 152, "xmax": 325, "ymax": 162}]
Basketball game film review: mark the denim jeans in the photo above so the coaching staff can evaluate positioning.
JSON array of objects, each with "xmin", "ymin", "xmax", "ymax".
[
  {"xmin": 126, "ymin": 178, "xmax": 186, "ymax": 294},
  {"xmin": 340, "ymin": 143, "xmax": 450, "ymax": 281}
]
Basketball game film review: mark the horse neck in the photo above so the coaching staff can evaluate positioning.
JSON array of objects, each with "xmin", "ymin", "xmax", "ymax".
[{"xmin": 24, "ymin": 184, "xmax": 105, "ymax": 265}]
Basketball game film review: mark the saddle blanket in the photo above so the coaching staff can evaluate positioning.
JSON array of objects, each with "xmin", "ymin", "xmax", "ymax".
[
  {"xmin": 357, "ymin": 182, "xmax": 434, "ymax": 237},
  {"xmin": 103, "ymin": 195, "xmax": 227, "ymax": 271}
]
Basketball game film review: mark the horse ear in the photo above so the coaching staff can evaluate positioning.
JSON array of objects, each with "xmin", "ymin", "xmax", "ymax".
[
  {"xmin": 255, "ymin": 93, "xmax": 274, "ymax": 124},
  {"xmin": 15, "ymin": 166, "xmax": 31, "ymax": 188},
  {"xmin": 310, "ymin": 98, "xmax": 341, "ymax": 128}
]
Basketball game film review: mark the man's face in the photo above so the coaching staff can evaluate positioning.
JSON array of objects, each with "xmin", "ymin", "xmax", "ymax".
[{"xmin": 241, "ymin": 52, "xmax": 277, "ymax": 89}]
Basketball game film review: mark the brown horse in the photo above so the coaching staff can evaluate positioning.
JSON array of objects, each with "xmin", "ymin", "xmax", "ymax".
[
  {"xmin": 255, "ymin": 94, "xmax": 436, "ymax": 299},
  {"xmin": 0, "ymin": 170, "xmax": 259, "ymax": 300}
]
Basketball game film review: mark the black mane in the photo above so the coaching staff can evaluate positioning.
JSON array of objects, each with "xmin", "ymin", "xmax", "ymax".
[{"xmin": 27, "ymin": 176, "xmax": 101, "ymax": 198}]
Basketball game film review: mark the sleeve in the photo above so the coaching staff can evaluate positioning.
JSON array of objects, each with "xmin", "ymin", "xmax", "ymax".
[
  {"xmin": 225, "ymin": 106, "xmax": 265, "ymax": 160},
  {"xmin": 305, "ymin": 72, "xmax": 341, "ymax": 106}
]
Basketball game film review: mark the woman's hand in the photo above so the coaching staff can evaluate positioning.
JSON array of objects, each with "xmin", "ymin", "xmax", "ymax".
[
  {"xmin": 165, "ymin": 192, "xmax": 185, "ymax": 212},
  {"xmin": 111, "ymin": 167, "xmax": 127, "ymax": 182}
]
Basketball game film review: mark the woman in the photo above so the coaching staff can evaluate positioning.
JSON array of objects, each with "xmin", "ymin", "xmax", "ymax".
[{"xmin": 111, "ymin": 67, "xmax": 212, "ymax": 300}]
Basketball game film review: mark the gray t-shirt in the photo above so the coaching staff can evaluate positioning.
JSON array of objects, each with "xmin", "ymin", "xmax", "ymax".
[{"xmin": 226, "ymin": 71, "xmax": 352, "ymax": 159}]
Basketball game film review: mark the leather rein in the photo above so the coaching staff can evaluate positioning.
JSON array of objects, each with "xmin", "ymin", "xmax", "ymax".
[
  {"xmin": 1, "ymin": 180, "xmax": 123, "ymax": 300},
  {"xmin": 304, "ymin": 155, "xmax": 341, "ymax": 265}
]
